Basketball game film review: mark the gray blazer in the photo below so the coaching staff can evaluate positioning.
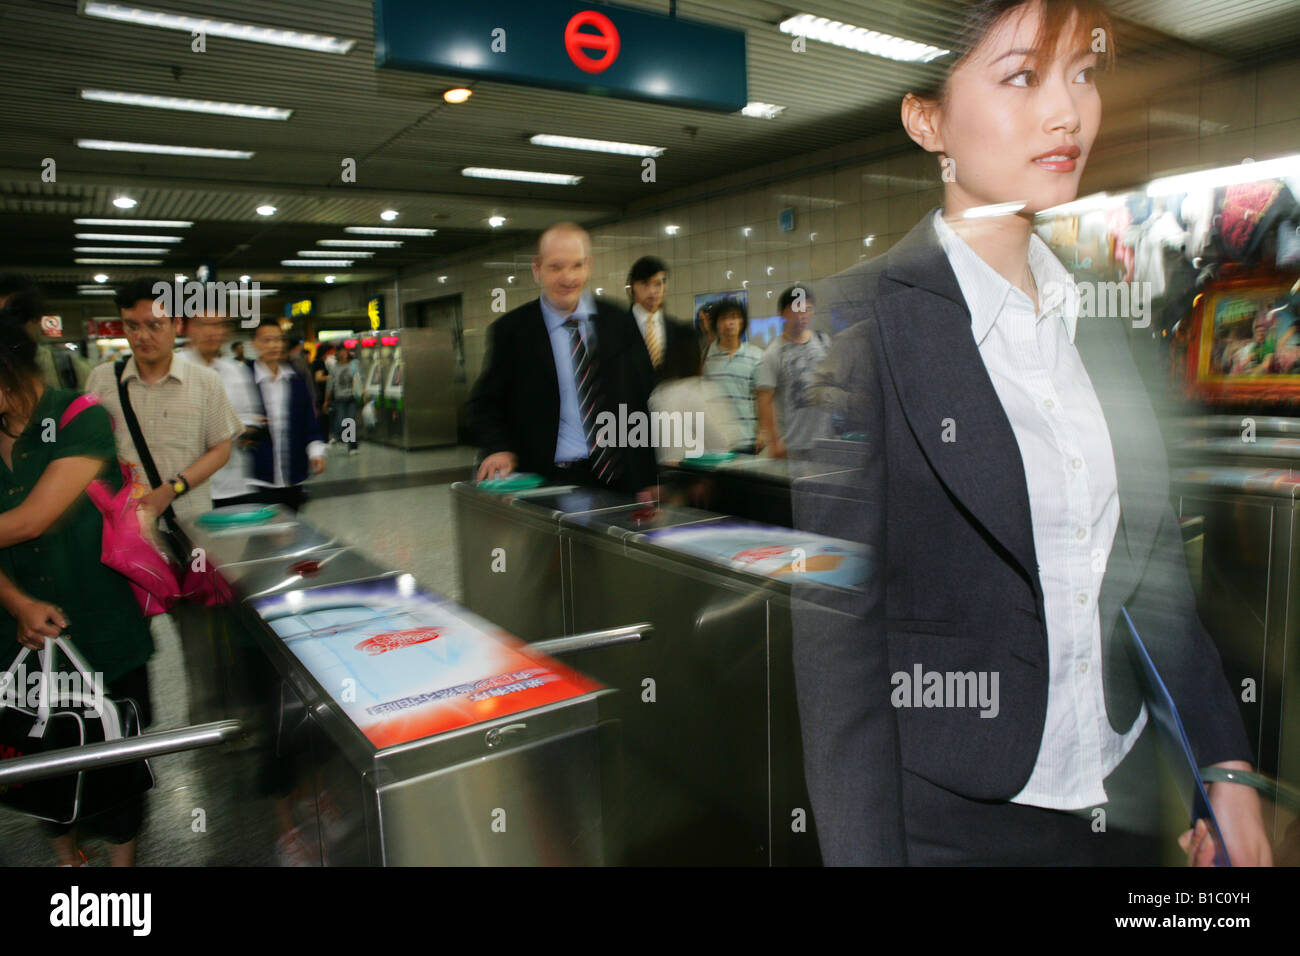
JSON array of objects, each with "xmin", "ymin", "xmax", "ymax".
[{"xmin": 791, "ymin": 209, "xmax": 1250, "ymax": 865}]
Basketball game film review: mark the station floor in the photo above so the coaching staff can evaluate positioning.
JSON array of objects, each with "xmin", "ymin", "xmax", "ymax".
[{"xmin": 0, "ymin": 440, "xmax": 475, "ymax": 866}]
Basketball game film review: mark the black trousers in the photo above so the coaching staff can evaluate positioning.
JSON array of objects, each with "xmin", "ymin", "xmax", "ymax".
[
  {"xmin": 900, "ymin": 722, "xmax": 1163, "ymax": 865},
  {"xmin": 544, "ymin": 458, "xmax": 618, "ymax": 492},
  {"xmin": 42, "ymin": 664, "xmax": 152, "ymax": 846}
]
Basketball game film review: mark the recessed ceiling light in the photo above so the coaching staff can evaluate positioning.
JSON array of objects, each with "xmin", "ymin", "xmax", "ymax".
[
  {"xmin": 77, "ymin": 139, "xmax": 254, "ymax": 159},
  {"xmin": 74, "ymin": 247, "xmax": 172, "ymax": 254},
  {"xmin": 75, "ymin": 233, "xmax": 182, "ymax": 243},
  {"xmin": 344, "ymin": 227, "xmax": 435, "ymax": 236},
  {"xmin": 239, "ymin": 275, "xmax": 251, "ymax": 283},
  {"xmin": 443, "ymin": 88, "xmax": 472, "ymax": 104},
  {"xmin": 741, "ymin": 102, "xmax": 786, "ymax": 119},
  {"xmin": 75, "ymin": 258, "xmax": 164, "ymax": 264},
  {"xmin": 81, "ymin": 2, "xmax": 356, "ymax": 54},
  {"xmin": 778, "ymin": 15, "xmax": 950, "ymax": 62},
  {"xmin": 112, "ymin": 196, "xmax": 137, "ymax": 209},
  {"xmin": 280, "ymin": 259, "xmax": 353, "ymax": 267},
  {"xmin": 256, "ymin": 204, "xmax": 277, "ymax": 216},
  {"xmin": 80, "ymin": 89, "xmax": 292, "ymax": 120},
  {"xmin": 462, "ymin": 167, "xmax": 582, "ymax": 185},
  {"xmin": 296, "ymin": 250, "xmax": 373, "ymax": 257},
  {"xmin": 318, "ymin": 239, "xmax": 402, "ymax": 248},
  {"xmin": 93, "ymin": 273, "xmax": 109, "ymax": 283},
  {"xmin": 488, "ymin": 216, "xmax": 507, "ymax": 228},
  {"xmin": 529, "ymin": 134, "xmax": 664, "ymax": 157},
  {"xmin": 75, "ymin": 218, "xmax": 192, "ymax": 227},
  {"xmin": 324, "ymin": 275, "xmax": 336, "ymax": 284},
  {"xmin": 380, "ymin": 209, "xmax": 399, "ymax": 222}
]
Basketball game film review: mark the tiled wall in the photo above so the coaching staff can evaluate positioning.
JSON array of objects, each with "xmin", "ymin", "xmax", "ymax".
[{"xmin": 385, "ymin": 54, "xmax": 1300, "ymax": 384}]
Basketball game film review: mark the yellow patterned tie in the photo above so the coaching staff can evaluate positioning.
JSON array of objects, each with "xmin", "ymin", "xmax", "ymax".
[{"xmin": 644, "ymin": 314, "xmax": 663, "ymax": 368}]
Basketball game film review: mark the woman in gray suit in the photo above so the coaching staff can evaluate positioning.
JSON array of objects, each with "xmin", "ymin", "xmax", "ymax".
[{"xmin": 792, "ymin": 0, "xmax": 1270, "ymax": 866}]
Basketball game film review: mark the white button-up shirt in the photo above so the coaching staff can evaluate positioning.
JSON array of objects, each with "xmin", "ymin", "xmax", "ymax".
[{"xmin": 933, "ymin": 209, "xmax": 1147, "ymax": 810}]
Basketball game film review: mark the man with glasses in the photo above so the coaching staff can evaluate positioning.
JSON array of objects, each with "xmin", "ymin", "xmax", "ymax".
[{"xmin": 86, "ymin": 278, "xmax": 244, "ymax": 726}]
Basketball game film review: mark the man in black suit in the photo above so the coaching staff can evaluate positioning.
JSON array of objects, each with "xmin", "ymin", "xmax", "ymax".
[
  {"xmin": 469, "ymin": 222, "xmax": 657, "ymax": 497},
  {"xmin": 791, "ymin": 210, "xmax": 1263, "ymax": 866},
  {"xmin": 626, "ymin": 255, "xmax": 700, "ymax": 384}
]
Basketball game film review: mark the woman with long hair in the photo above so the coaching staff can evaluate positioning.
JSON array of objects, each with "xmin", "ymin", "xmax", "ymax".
[
  {"xmin": 793, "ymin": 0, "xmax": 1270, "ymax": 866},
  {"xmin": 0, "ymin": 320, "xmax": 154, "ymax": 865}
]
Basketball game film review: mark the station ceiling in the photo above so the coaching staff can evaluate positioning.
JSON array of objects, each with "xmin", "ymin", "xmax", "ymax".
[{"xmin": 1, "ymin": 0, "xmax": 1295, "ymax": 297}]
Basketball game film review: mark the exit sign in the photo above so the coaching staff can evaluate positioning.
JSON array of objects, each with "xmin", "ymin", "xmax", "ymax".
[{"xmin": 373, "ymin": 0, "xmax": 747, "ymax": 113}]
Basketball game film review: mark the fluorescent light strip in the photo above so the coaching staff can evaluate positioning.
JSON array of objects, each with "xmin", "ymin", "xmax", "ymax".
[
  {"xmin": 74, "ymin": 218, "xmax": 193, "ymax": 228},
  {"xmin": 343, "ymin": 227, "xmax": 435, "ymax": 237},
  {"xmin": 75, "ymin": 258, "xmax": 164, "ymax": 264},
  {"xmin": 1039, "ymin": 192, "xmax": 1118, "ymax": 217},
  {"xmin": 741, "ymin": 102, "xmax": 786, "ymax": 119},
  {"xmin": 530, "ymin": 134, "xmax": 664, "ymax": 157},
  {"xmin": 280, "ymin": 259, "xmax": 353, "ymax": 267},
  {"xmin": 1148, "ymin": 154, "xmax": 1300, "ymax": 196},
  {"xmin": 80, "ymin": 89, "xmax": 292, "ymax": 120},
  {"xmin": 74, "ymin": 246, "xmax": 172, "ymax": 254},
  {"xmin": 76, "ymin": 233, "xmax": 182, "ymax": 242},
  {"xmin": 318, "ymin": 239, "xmax": 402, "ymax": 248},
  {"xmin": 76, "ymin": 139, "xmax": 254, "ymax": 159},
  {"xmin": 81, "ymin": 2, "xmax": 355, "ymax": 54},
  {"xmin": 779, "ymin": 14, "xmax": 950, "ymax": 63},
  {"xmin": 462, "ymin": 167, "xmax": 582, "ymax": 186},
  {"xmin": 296, "ymin": 250, "xmax": 374, "ymax": 258},
  {"xmin": 78, "ymin": 288, "xmax": 119, "ymax": 295}
]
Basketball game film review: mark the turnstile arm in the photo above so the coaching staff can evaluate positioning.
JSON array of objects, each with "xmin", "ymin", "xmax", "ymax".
[{"xmin": 531, "ymin": 623, "xmax": 652, "ymax": 657}]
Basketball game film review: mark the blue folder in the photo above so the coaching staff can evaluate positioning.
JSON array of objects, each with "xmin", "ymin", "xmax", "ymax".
[{"xmin": 1121, "ymin": 607, "xmax": 1231, "ymax": 867}]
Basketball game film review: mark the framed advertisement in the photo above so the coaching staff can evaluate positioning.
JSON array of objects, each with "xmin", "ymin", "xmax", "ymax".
[{"xmin": 1183, "ymin": 274, "xmax": 1300, "ymax": 405}]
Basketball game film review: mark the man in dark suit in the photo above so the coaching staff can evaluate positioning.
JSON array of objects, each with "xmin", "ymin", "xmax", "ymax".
[
  {"xmin": 469, "ymin": 222, "xmax": 657, "ymax": 497},
  {"xmin": 791, "ymin": 209, "xmax": 1265, "ymax": 866},
  {"xmin": 626, "ymin": 255, "xmax": 700, "ymax": 384}
]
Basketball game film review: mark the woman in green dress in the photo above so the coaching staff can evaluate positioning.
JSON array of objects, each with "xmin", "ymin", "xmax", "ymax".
[{"xmin": 0, "ymin": 323, "xmax": 154, "ymax": 866}]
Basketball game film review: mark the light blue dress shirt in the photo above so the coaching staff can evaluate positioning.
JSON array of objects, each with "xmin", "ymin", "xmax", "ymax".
[{"xmin": 540, "ymin": 291, "xmax": 598, "ymax": 462}]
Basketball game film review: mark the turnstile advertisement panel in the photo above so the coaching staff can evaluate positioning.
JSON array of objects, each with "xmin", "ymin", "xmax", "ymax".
[{"xmin": 251, "ymin": 576, "xmax": 604, "ymax": 750}]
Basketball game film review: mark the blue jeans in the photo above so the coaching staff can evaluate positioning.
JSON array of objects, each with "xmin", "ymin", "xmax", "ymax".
[{"xmin": 332, "ymin": 397, "xmax": 359, "ymax": 449}]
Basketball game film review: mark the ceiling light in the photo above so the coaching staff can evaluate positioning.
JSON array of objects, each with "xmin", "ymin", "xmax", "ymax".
[
  {"xmin": 1148, "ymin": 155, "xmax": 1300, "ymax": 196},
  {"xmin": 81, "ymin": 2, "xmax": 356, "ymax": 54},
  {"xmin": 75, "ymin": 258, "xmax": 163, "ymax": 264},
  {"xmin": 74, "ymin": 247, "xmax": 172, "ymax": 254},
  {"xmin": 75, "ymin": 218, "xmax": 192, "ymax": 227},
  {"xmin": 779, "ymin": 15, "xmax": 950, "ymax": 62},
  {"xmin": 507, "ymin": 275, "xmax": 515, "ymax": 284},
  {"xmin": 280, "ymin": 259, "xmax": 353, "ymax": 267},
  {"xmin": 741, "ymin": 102, "xmax": 786, "ymax": 119},
  {"xmin": 256, "ymin": 204, "xmax": 277, "ymax": 216},
  {"xmin": 77, "ymin": 139, "xmax": 254, "ymax": 159},
  {"xmin": 239, "ymin": 275, "xmax": 251, "ymax": 283},
  {"xmin": 93, "ymin": 273, "xmax": 109, "ymax": 283},
  {"xmin": 462, "ymin": 167, "xmax": 582, "ymax": 185},
  {"xmin": 443, "ymin": 88, "xmax": 472, "ymax": 104},
  {"xmin": 380, "ymin": 209, "xmax": 399, "ymax": 221},
  {"xmin": 665, "ymin": 225, "xmax": 680, "ymax": 235},
  {"xmin": 438, "ymin": 276, "xmax": 448, "ymax": 283},
  {"xmin": 296, "ymin": 249, "xmax": 373, "ymax": 257},
  {"xmin": 174, "ymin": 274, "xmax": 187, "ymax": 282},
  {"xmin": 324, "ymin": 275, "xmax": 336, "ymax": 284},
  {"xmin": 75, "ymin": 233, "xmax": 182, "ymax": 242},
  {"xmin": 112, "ymin": 196, "xmax": 137, "ymax": 209},
  {"xmin": 318, "ymin": 239, "xmax": 402, "ymax": 248},
  {"xmin": 249, "ymin": 288, "xmax": 278, "ymax": 296},
  {"xmin": 488, "ymin": 216, "xmax": 507, "ymax": 228},
  {"xmin": 80, "ymin": 89, "xmax": 292, "ymax": 120},
  {"xmin": 529, "ymin": 134, "xmax": 664, "ymax": 157},
  {"xmin": 344, "ymin": 227, "xmax": 435, "ymax": 236},
  {"xmin": 78, "ymin": 288, "xmax": 118, "ymax": 295}
]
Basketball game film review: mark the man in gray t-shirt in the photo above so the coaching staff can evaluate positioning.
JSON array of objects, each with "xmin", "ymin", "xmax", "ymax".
[{"xmin": 757, "ymin": 285, "xmax": 833, "ymax": 457}]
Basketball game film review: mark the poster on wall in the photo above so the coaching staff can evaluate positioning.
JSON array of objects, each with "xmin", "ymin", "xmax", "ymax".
[{"xmin": 1183, "ymin": 275, "xmax": 1300, "ymax": 405}]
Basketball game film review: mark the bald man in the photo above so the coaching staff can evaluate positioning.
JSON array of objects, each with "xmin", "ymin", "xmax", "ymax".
[{"xmin": 468, "ymin": 222, "xmax": 658, "ymax": 497}]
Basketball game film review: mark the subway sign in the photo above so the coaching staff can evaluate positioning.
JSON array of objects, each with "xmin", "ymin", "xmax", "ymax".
[{"xmin": 373, "ymin": 0, "xmax": 747, "ymax": 113}]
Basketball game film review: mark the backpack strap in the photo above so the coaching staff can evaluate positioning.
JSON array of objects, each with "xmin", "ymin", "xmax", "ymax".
[{"xmin": 58, "ymin": 392, "xmax": 103, "ymax": 430}]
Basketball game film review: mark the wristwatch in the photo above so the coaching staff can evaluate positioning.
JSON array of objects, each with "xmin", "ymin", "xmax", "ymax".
[{"xmin": 170, "ymin": 473, "xmax": 190, "ymax": 497}]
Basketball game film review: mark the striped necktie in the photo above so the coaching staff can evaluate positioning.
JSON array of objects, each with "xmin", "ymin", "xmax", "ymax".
[
  {"xmin": 564, "ymin": 318, "xmax": 618, "ymax": 484},
  {"xmin": 643, "ymin": 313, "xmax": 663, "ymax": 368}
]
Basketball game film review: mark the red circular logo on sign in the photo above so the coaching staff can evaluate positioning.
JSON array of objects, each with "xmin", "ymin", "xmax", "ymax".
[{"xmin": 565, "ymin": 10, "xmax": 620, "ymax": 74}]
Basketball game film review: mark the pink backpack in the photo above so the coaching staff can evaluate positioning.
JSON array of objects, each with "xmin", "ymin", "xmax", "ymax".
[{"xmin": 60, "ymin": 394, "xmax": 181, "ymax": 617}]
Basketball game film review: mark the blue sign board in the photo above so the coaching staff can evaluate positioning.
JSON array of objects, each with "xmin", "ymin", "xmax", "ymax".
[{"xmin": 373, "ymin": 0, "xmax": 748, "ymax": 113}]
